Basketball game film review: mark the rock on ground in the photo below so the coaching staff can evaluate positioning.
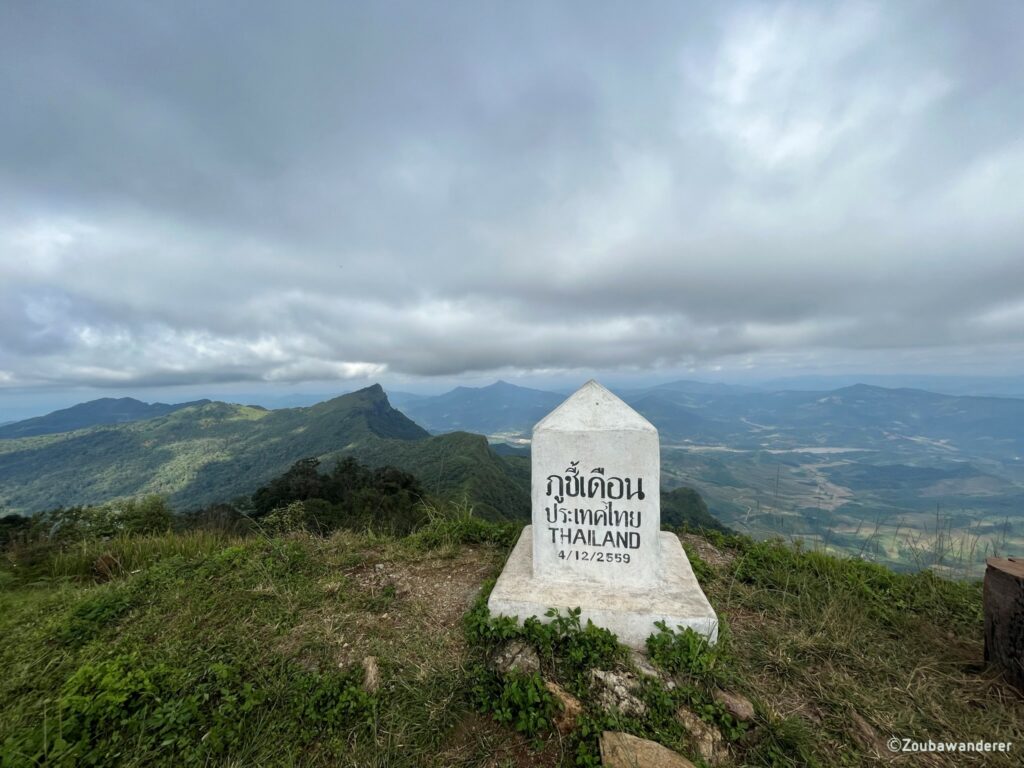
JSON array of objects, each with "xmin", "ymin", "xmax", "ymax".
[
  {"xmin": 545, "ymin": 680, "xmax": 582, "ymax": 734},
  {"xmin": 628, "ymin": 649, "xmax": 674, "ymax": 687},
  {"xmin": 676, "ymin": 706, "xmax": 729, "ymax": 766},
  {"xmin": 600, "ymin": 731, "xmax": 696, "ymax": 768},
  {"xmin": 491, "ymin": 640, "xmax": 541, "ymax": 677},
  {"xmin": 713, "ymin": 689, "xmax": 755, "ymax": 721},
  {"xmin": 591, "ymin": 669, "xmax": 647, "ymax": 717}
]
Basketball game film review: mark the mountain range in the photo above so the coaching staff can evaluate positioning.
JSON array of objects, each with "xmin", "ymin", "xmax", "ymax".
[
  {"xmin": 395, "ymin": 379, "xmax": 1024, "ymax": 455},
  {"xmin": 0, "ymin": 397, "xmax": 210, "ymax": 440},
  {"xmin": 4, "ymin": 378, "xmax": 1023, "ymax": 573},
  {"xmin": 378, "ymin": 379, "xmax": 1024, "ymax": 574},
  {"xmin": 0, "ymin": 386, "xmax": 528, "ymax": 519},
  {"xmin": 389, "ymin": 380, "xmax": 563, "ymax": 436}
]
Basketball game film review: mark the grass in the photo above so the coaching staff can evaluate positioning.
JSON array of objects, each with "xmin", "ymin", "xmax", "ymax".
[
  {"xmin": 1, "ymin": 514, "xmax": 1021, "ymax": 767},
  {"xmin": 13, "ymin": 530, "xmax": 245, "ymax": 583},
  {"xmin": 690, "ymin": 533, "xmax": 1023, "ymax": 766}
]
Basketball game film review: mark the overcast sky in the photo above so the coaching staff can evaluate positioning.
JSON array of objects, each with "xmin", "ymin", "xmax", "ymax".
[{"xmin": 2, "ymin": 1, "xmax": 1023, "ymax": 415}]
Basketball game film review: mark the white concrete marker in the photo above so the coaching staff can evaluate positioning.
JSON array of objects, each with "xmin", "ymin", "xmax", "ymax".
[{"xmin": 488, "ymin": 380, "xmax": 719, "ymax": 650}]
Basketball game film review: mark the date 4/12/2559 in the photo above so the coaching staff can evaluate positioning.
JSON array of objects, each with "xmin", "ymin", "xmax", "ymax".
[{"xmin": 557, "ymin": 550, "xmax": 631, "ymax": 563}]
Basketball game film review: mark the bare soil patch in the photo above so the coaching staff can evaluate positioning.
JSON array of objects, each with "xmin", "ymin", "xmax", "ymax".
[{"xmin": 679, "ymin": 532, "xmax": 734, "ymax": 568}]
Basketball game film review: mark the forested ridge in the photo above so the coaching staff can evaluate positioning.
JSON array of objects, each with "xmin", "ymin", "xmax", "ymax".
[{"xmin": 0, "ymin": 386, "xmax": 529, "ymax": 519}]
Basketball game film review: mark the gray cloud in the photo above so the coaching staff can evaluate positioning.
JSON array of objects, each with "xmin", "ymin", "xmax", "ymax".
[{"xmin": 1, "ymin": 1, "xmax": 1023, "ymax": 392}]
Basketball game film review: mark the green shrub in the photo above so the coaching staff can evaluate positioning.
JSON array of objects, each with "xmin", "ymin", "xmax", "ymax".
[
  {"xmin": 287, "ymin": 667, "xmax": 376, "ymax": 739},
  {"xmin": 465, "ymin": 594, "xmax": 624, "ymax": 680},
  {"xmin": 465, "ymin": 591, "xmax": 632, "ymax": 744},
  {"xmin": 259, "ymin": 500, "xmax": 309, "ymax": 535},
  {"xmin": 464, "ymin": 581, "xmax": 522, "ymax": 649},
  {"xmin": 525, "ymin": 608, "xmax": 624, "ymax": 679},
  {"xmin": 58, "ymin": 588, "xmax": 134, "ymax": 647},
  {"xmin": 471, "ymin": 666, "xmax": 557, "ymax": 737},
  {"xmin": 646, "ymin": 621, "xmax": 721, "ymax": 677}
]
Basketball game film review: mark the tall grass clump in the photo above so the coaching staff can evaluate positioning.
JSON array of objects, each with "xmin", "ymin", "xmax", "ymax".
[
  {"xmin": 731, "ymin": 538, "xmax": 982, "ymax": 630},
  {"xmin": 404, "ymin": 497, "xmax": 522, "ymax": 552},
  {"xmin": 45, "ymin": 529, "xmax": 247, "ymax": 582}
]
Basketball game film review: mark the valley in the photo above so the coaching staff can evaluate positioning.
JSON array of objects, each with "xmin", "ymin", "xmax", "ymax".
[
  {"xmin": 3, "ymin": 379, "xmax": 1022, "ymax": 575},
  {"xmin": 396, "ymin": 380, "xmax": 1024, "ymax": 575}
]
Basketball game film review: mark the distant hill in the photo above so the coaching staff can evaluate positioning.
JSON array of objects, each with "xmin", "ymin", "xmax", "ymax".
[
  {"xmin": 0, "ymin": 397, "xmax": 210, "ymax": 440},
  {"xmin": 661, "ymin": 486, "xmax": 732, "ymax": 533},
  {"xmin": 0, "ymin": 386, "xmax": 528, "ymax": 519},
  {"xmin": 761, "ymin": 373, "xmax": 1024, "ymax": 398},
  {"xmin": 630, "ymin": 379, "xmax": 760, "ymax": 397},
  {"xmin": 708, "ymin": 384, "xmax": 1024, "ymax": 454},
  {"xmin": 392, "ymin": 380, "xmax": 563, "ymax": 436},
  {"xmin": 389, "ymin": 380, "xmax": 1024, "ymax": 456},
  {"xmin": 385, "ymin": 390, "xmax": 431, "ymax": 408},
  {"xmin": 372, "ymin": 380, "xmax": 1024, "ymax": 572},
  {"xmin": 381, "ymin": 379, "xmax": 757, "ymax": 441}
]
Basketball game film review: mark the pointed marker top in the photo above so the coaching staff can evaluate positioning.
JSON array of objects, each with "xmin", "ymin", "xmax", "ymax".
[{"xmin": 533, "ymin": 380, "xmax": 657, "ymax": 433}]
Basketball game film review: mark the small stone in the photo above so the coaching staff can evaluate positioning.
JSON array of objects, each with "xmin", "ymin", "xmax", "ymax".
[
  {"xmin": 545, "ymin": 681, "xmax": 582, "ymax": 734},
  {"xmin": 491, "ymin": 641, "xmax": 540, "ymax": 677},
  {"xmin": 362, "ymin": 656, "xmax": 380, "ymax": 693},
  {"xmin": 629, "ymin": 649, "xmax": 674, "ymax": 687},
  {"xmin": 374, "ymin": 563, "xmax": 385, "ymax": 571},
  {"xmin": 591, "ymin": 669, "xmax": 646, "ymax": 717},
  {"xmin": 713, "ymin": 689, "xmax": 755, "ymax": 722},
  {"xmin": 600, "ymin": 731, "xmax": 696, "ymax": 768},
  {"xmin": 676, "ymin": 706, "xmax": 729, "ymax": 766}
]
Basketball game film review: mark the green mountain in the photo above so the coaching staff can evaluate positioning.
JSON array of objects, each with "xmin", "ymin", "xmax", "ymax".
[
  {"xmin": 661, "ymin": 486, "xmax": 732, "ymax": 533},
  {"xmin": 0, "ymin": 397, "xmax": 210, "ymax": 440},
  {"xmin": 0, "ymin": 385, "xmax": 528, "ymax": 519},
  {"xmin": 350, "ymin": 430, "xmax": 529, "ymax": 520},
  {"xmin": 390, "ymin": 380, "xmax": 563, "ymax": 436}
]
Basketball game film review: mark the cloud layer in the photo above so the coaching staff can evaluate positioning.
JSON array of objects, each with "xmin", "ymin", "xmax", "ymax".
[{"xmin": 2, "ymin": 1, "xmax": 1023, "ymax": 389}]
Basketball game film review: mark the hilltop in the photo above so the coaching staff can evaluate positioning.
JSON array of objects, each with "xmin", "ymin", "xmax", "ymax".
[{"xmin": 1, "ymin": 512, "xmax": 1020, "ymax": 767}]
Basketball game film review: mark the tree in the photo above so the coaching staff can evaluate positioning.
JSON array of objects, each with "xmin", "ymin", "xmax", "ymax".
[
  {"xmin": 121, "ymin": 495, "xmax": 173, "ymax": 534},
  {"xmin": 252, "ymin": 458, "xmax": 324, "ymax": 515}
]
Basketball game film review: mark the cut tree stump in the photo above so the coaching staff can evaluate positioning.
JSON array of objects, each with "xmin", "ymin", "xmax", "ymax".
[{"xmin": 984, "ymin": 557, "xmax": 1024, "ymax": 692}]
